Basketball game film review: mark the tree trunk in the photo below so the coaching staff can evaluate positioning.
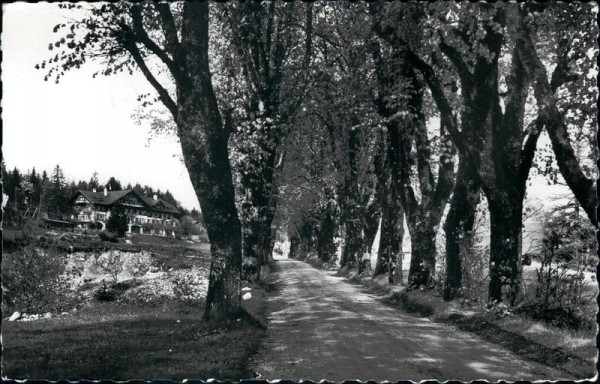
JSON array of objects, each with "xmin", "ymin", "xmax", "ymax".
[
  {"xmin": 242, "ymin": 216, "xmax": 262, "ymax": 281},
  {"xmin": 443, "ymin": 161, "xmax": 480, "ymax": 301},
  {"xmin": 363, "ymin": 193, "xmax": 381, "ymax": 255},
  {"xmin": 289, "ymin": 233, "xmax": 300, "ymax": 259},
  {"xmin": 407, "ymin": 218, "xmax": 437, "ymax": 289},
  {"xmin": 243, "ymin": 200, "xmax": 277, "ymax": 280},
  {"xmin": 488, "ymin": 197, "xmax": 523, "ymax": 305},
  {"xmin": 340, "ymin": 215, "xmax": 362, "ymax": 270},
  {"xmin": 317, "ymin": 207, "xmax": 336, "ymax": 263},
  {"xmin": 373, "ymin": 142, "xmax": 404, "ymax": 284},
  {"xmin": 294, "ymin": 217, "xmax": 315, "ymax": 260},
  {"xmin": 339, "ymin": 125, "xmax": 364, "ymax": 272},
  {"xmin": 240, "ymin": 122, "xmax": 281, "ymax": 281},
  {"xmin": 258, "ymin": 220, "xmax": 276, "ymax": 266},
  {"xmin": 177, "ymin": 2, "xmax": 242, "ymax": 321},
  {"xmin": 373, "ymin": 193, "xmax": 404, "ymax": 284}
]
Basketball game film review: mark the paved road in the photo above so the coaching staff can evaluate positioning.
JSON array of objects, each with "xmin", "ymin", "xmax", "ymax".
[{"xmin": 250, "ymin": 258, "xmax": 568, "ymax": 382}]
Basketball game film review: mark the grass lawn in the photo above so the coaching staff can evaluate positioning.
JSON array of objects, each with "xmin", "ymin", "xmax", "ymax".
[
  {"xmin": 2, "ymin": 300, "xmax": 265, "ymax": 380},
  {"xmin": 2, "ymin": 227, "xmax": 266, "ymax": 381}
]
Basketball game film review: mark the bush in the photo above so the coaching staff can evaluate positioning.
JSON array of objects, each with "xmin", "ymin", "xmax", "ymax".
[
  {"xmin": 128, "ymin": 253, "xmax": 151, "ymax": 277},
  {"xmin": 519, "ymin": 204, "xmax": 596, "ymax": 329},
  {"xmin": 106, "ymin": 204, "xmax": 128, "ymax": 237},
  {"xmin": 93, "ymin": 280, "xmax": 117, "ymax": 301},
  {"xmin": 96, "ymin": 249, "xmax": 124, "ymax": 283},
  {"xmin": 458, "ymin": 198, "xmax": 490, "ymax": 306},
  {"xmin": 2, "ymin": 244, "xmax": 70, "ymax": 313},
  {"xmin": 99, "ymin": 231, "xmax": 118, "ymax": 243}
]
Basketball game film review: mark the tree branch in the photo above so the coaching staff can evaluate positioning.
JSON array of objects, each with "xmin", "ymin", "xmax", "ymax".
[
  {"xmin": 154, "ymin": 3, "xmax": 181, "ymax": 59},
  {"xmin": 123, "ymin": 30, "xmax": 178, "ymax": 119},
  {"xmin": 518, "ymin": 16, "xmax": 597, "ymax": 226},
  {"xmin": 131, "ymin": 5, "xmax": 186, "ymax": 84},
  {"xmin": 402, "ymin": 47, "xmax": 465, "ymax": 154},
  {"xmin": 438, "ymin": 31, "xmax": 473, "ymax": 91},
  {"xmin": 519, "ymin": 117, "xmax": 543, "ymax": 189}
]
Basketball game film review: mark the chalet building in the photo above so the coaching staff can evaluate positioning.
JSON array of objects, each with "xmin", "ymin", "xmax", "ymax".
[{"xmin": 70, "ymin": 188, "xmax": 180, "ymax": 236}]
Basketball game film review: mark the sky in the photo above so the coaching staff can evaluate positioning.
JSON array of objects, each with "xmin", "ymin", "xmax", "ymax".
[{"xmin": 2, "ymin": 3, "xmax": 201, "ymax": 210}]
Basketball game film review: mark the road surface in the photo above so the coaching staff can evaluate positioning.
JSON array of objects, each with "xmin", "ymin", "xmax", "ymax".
[{"xmin": 250, "ymin": 258, "xmax": 568, "ymax": 381}]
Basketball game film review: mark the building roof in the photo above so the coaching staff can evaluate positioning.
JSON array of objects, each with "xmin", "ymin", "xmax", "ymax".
[
  {"xmin": 137, "ymin": 193, "xmax": 180, "ymax": 214},
  {"xmin": 72, "ymin": 189, "xmax": 180, "ymax": 215},
  {"xmin": 78, "ymin": 190, "xmax": 131, "ymax": 206}
]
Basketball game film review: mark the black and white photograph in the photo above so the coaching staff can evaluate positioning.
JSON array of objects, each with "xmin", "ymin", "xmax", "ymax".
[{"xmin": 1, "ymin": 1, "xmax": 598, "ymax": 381}]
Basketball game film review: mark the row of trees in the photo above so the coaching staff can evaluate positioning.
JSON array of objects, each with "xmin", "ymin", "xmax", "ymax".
[
  {"xmin": 2, "ymin": 163, "xmax": 186, "ymax": 220},
  {"xmin": 282, "ymin": 3, "xmax": 597, "ymax": 307},
  {"xmin": 42, "ymin": 2, "xmax": 596, "ymax": 320}
]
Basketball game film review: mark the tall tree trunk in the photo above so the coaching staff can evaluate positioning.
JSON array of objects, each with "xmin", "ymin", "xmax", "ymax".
[
  {"xmin": 177, "ymin": 2, "xmax": 242, "ymax": 321},
  {"xmin": 407, "ymin": 217, "xmax": 438, "ymax": 289},
  {"xmin": 339, "ymin": 125, "xmax": 364, "ymax": 272},
  {"xmin": 402, "ymin": 127, "xmax": 456, "ymax": 289},
  {"xmin": 443, "ymin": 162, "xmax": 480, "ymax": 301},
  {"xmin": 289, "ymin": 233, "xmax": 300, "ymax": 259},
  {"xmin": 294, "ymin": 217, "xmax": 315, "ymax": 260},
  {"xmin": 341, "ymin": 214, "xmax": 362, "ymax": 271},
  {"xmin": 363, "ymin": 198, "xmax": 381, "ymax": 256},
  {"xmin": 241, "ymin": 122, "xmax": 281, "ymax": 282},
  {"xmin": 488, "ymin": 197, "xmax": 523, "ymax": 305},
  {"xmin": 317, "ymin": 205, "xmax": 336, "ymax": 263},
  {"xmin": 242, "ymin": 214, "xmax": 262, "ymax": 281},
  {"xmin": 374, "ymin": 188, "xmax": 405, "ymax": 284}
]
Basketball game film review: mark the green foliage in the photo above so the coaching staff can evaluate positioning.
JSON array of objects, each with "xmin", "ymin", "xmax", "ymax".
[
  {"xmin": 540, "ymin": 204, "xmax": 596, "ymax": 264},
  {"xmin": 2, "ymin": 244, "xmax": 70, "ymax": 313},
  {"xmin": 96, "ymin": 249, "xmax": 124, "ymax": 284},
  {"xmin": 93, "ymin": 280, "xmax": 117, "ymax": 301},
  {"xmin": 99, "ymin": 231, "xmax": 119, "ymax": 243},
  {"xmin": 106, "ymin": 204, "xmax": 128, "ymax": 237},
  {"xmin": 519, "ymin": 203, "xmax": 596, "ymax": 329},
  {"xmin": 93, "ymin": 279, "xmax": 132, "ymax": 301},
  {"xmin": 106, "ymin": 176, "xmax": 122, "ymax": 191},
  {"xmin": 459, "ymin": 197, "xmax": 491, "ymax": 305}
]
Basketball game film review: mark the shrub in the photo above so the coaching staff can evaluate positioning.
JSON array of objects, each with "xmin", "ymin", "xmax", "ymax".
[
  {"xmin": 458, "ymin": 198, "xmax": 490, "ymax": 306},
  {"xmin": 96, "ymin": 249, "xmax": 125, "ymax": 283},
  {"xmin": 99, "ymin": 231, "xmax": 118, "ymax": 242},
  {"xmin": 128, "ymin": 253, "xmax": 151, "ymax": 277},
  {"xmin": 106, "ymin": 204, "xmax": 128, "ymax": 237},
  {"xmin": 2, "ymin": 244, "xmax": 70, "ymax": 313},
  {"xmin": 518, "ymin": 204, "xmax": 596, "ymax": 330},
  {"xmin": 93, "ymin": 280, "xmax": 117, "ymax": 301}
]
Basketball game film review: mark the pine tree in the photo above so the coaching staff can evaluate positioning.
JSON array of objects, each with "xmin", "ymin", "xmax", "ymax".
[
  {"xmin": 107, "ymin": 176, "xmax": 122, "ymax": 191},
  {"xmin": 48, "ymin": 164, "xmax": 69, "ymax": 218},
  {"xmin": 89, "ymin": 171, "xmax": 100, "ymax": 191}
]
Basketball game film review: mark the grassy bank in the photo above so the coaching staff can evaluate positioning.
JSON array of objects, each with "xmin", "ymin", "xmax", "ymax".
[
  {"xmin": 2, "ymin": 227, "xmax": 268, "ymax": 380},
  {"xmin": 2, "ymin": 299, "xmax": 266, "ymax": 380}
]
